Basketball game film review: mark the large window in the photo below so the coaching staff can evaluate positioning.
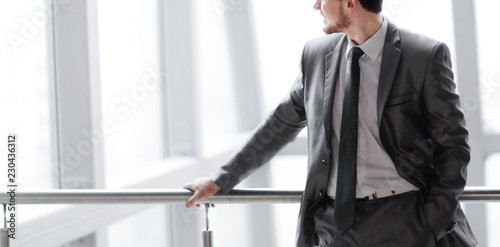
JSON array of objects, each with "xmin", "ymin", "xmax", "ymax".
[
  {"xmin": 107, "ymin": 205, "xmax": 168, "ymax": 246},
  {"xmin": 97, "ymin": 0, "xmax": 165, "ymax": 186},
  {"xmin": 194, "ymin": 0, "xmax": 238, "ymax": 153},
  {"xmin": 270, "ymin": 156, "xmax": 308, "ymax": 247},
  {"xmin": 1, "ymin": 1, "xmax": 498, "ymax": 246},
  {"xmin": 486, "ymin": 154, "xmax": 500, "ymax": 246},
  {"xmin": 476, "ymin": 1, "xmax": 500, "ymax": 246},
  {"xmin": 475, "ymin": 0, "xmax": 500, "ymax": 134},
  {"xmin": 0, "ymin": 1, "xmax": 55, "ymax": 189},
  {"xmin": 382, "ymin": 0, "xmax": 457, "ymax": 83},
  {"xmin": 252, "ymin": 1, "xmax": 324, "ymax": 112},
  {"xmin": 382, "ymin": 0, "xmax": 455, "ymax": 54}
]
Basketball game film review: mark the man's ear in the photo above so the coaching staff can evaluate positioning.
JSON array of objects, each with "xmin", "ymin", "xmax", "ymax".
[{"xmin": 346, "ymin": 0, "xmax": 359, "ymax": 14}]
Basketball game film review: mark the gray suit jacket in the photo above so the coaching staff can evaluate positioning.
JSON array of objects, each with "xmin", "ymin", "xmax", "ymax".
[{"xmin": 213, "ymin": 21, "xmax": 477, "ymax": 247}]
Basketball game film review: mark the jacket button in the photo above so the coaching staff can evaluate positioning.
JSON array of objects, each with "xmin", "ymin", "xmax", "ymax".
[{"xmin": 322, "ymin": 159, "xmax": 329, "ymax": 165}]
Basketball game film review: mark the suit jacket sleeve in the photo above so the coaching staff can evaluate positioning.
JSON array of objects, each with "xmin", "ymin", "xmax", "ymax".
[
  {"xmin": 420, "ymin": 42, "xmax": 471, "ymax": 240},
  {"xmin": 212, "ymin": 48, "xmax": 309, "ymax": 193}
]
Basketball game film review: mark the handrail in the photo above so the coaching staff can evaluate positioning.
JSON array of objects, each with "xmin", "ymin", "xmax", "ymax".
[
  {"xmin": 0, "ymin": 187, "xmax": 499, "ymax": 247},
  {"xmin": 1, "ymin": 187, "xmax": 500, "ymax": 204}
]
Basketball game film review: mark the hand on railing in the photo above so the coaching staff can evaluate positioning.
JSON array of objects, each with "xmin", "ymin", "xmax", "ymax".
[{"xmin": 183, "ymin": 177, "xmax": 221, "ymax": 208}]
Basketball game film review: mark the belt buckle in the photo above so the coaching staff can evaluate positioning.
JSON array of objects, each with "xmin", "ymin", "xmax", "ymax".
[
  {"xmin": 358, "ymin": 193, "xmax": 375, "ymax": 201},
  {"xmin": 359, "ymin": 190, "xmax": 408, "ymax": 201},
  {"xmin": 362, "ymin": 193, "xmax": 377, "ymax": 200}
]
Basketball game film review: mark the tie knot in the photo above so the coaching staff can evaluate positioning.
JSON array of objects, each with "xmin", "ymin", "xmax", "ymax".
[{"xmin": 351, "ymin": 47, "xmax": 364, "ymax": 62}]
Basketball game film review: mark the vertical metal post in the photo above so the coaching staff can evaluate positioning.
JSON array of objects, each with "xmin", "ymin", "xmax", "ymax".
[
  {"xmin": 0, "ymin": 229, "xmax": 8, "ymax": 247},
  {"xmin": 1, "ymin": 204, "xmax": 9, "ymax": 247},
  {"xmin": 202, "ymin": 204, "xmax": 213, "ymax": 247}
]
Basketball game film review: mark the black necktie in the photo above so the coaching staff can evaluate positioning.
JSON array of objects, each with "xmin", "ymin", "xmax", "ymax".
[{"xmin": 333, "ymin": 47, "xmax": 364, "ymax": 236}]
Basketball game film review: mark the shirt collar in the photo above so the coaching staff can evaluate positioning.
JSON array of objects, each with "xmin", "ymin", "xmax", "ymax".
[{"xmin": 345, "ymin": 17, "xmax": 388, "ymax": 61}]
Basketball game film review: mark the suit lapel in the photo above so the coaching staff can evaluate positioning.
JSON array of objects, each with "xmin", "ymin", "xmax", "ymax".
[
  {"xmin": 323, "ymin": 35, "xmax": 346, "ymax": 148},
  {"xmin": 377, "ymin": 22, "xmax": 401, "ymax": 128}
]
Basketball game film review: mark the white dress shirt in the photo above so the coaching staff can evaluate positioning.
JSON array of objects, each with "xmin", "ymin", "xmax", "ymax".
[{"xmin": 326, "ymin": 18, "xmax": 419, "ymax": 198}]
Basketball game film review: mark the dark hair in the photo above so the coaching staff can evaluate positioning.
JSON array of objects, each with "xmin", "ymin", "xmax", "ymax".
[{"xmin": 358, "ymin": 0, "xmax": 383, "ymax": 13}]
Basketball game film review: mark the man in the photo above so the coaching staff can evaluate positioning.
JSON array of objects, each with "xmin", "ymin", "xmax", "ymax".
[{"xmin": 183, "ymin": 0, "xmax": 477, "ymax": 246}]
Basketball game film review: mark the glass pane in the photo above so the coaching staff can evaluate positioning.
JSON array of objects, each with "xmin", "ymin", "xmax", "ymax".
[
  {"xmin": 383, "ymin": 0, "xmax": 456, "ymax": 72},
  {"xmin": 210, "ymin": 204, "xmax": 252, "ymax": 247},
  {"xmin": 0, "ymin": 1, "xmax": 55, "ymax": 189},
  {"xmin": 107, "ymin": 205, "xmax": 168, "ymax": 246},
  {"xmin": 383, "ymin": 0, "xmax": 455, "ymax": 43},
  {"xmin": 474, "ymin": 0, "xmax": 500, "ymax": 134},
  {"xmin": 485, "ymin": 153, "xmax": 500, "ymax": 246},
  {"xmin": 252, "ymin": 1, "xmax": 324, "ymax": 112},
  {"xmin": 97, "ymin": 0, "xmax": 165, "ymax": 186},
  {"xmin": 270, "ymin": 156, "xmax": 308, "ymax": 247},
  {"xmin": 193, "ymin": 0, "xmax": 238, "ymax": 153}
]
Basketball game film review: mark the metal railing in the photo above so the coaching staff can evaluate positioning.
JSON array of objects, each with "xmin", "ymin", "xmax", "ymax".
[{"xmin": 1, "ymin": 187, "xmax": 499, "ymax": 247}]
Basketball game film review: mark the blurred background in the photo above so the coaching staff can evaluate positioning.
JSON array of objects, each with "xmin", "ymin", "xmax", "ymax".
[{"xmin": 0, "ymin": 0, "xmax": 499, "ymax": 246}]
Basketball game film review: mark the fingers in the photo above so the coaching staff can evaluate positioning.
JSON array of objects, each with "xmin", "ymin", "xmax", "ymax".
[
  {"xmin": 182, "ymin": 182, "xmax": 194, "ymax": 192},
  {"xmin": 186, "ymin": 193, "xmax": 213, "ymax": 208},
  {"xmin": 194, "ymin": 203, "xmax": 214, "ymax": 208},
  {"xmin": 184, "ymin": 182, "xmax": 198, "ymax": 208},
  {"xmin": 185, "ymin": 190, "xmax": 216, "ymax": 208},
  {"xmin": 183, "ymin": 178, "xmax": 220, "ymax": 208},
  {"xmin": 185, "ymin": 188, "xmax": 210, "ymax": 208},
  {"xmin": 185, "ymin": 191, "xmax": 200, "ymax": 208}
]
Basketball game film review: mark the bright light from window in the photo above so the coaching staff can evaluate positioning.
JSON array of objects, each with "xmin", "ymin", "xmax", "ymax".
[
  {"xmin": 97, "ymin": 0, "xmax": 165, "ymax": 186},
  {"xmin": 475, "ymin": 0, "xmax": 500, "ymax": 134},
  {"xmin": 0, "ymin": 0, "xmax": 55, "ymax": 190}
]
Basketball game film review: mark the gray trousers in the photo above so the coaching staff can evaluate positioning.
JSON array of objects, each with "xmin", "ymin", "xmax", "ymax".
[{"xmin": 312, "ymin": 191, "xmax": 475, "ymax": 247}]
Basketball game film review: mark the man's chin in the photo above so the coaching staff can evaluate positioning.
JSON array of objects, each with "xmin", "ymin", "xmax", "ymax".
[{"xmin": 323, "ymin": 25, "xmax": 341, "ymax": 34}]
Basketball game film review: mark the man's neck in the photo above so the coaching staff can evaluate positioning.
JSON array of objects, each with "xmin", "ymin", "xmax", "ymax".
[{"xmin": 345, "ymin": 14, "xmax": 383, "ymax": 45}]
